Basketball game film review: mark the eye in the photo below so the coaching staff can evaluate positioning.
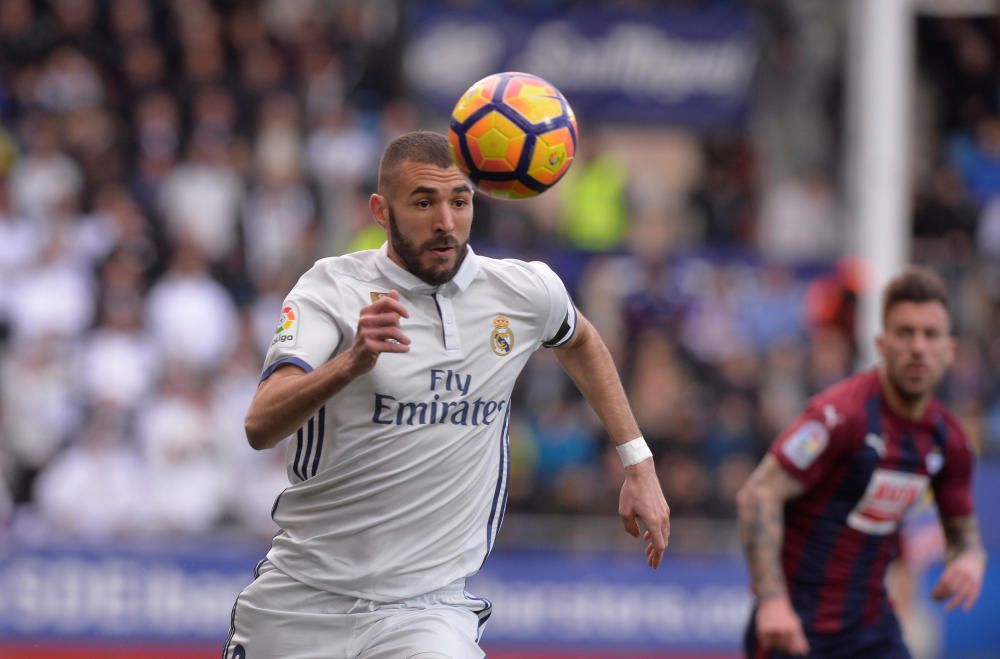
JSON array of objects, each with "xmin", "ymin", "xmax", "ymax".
[
  {"xmin": 453, "ymin": 198, "xmax": 468, "ymax": 208},
  {"xmin": 415, "ymin": 199, "xmax": 431, "ymax": 209}
]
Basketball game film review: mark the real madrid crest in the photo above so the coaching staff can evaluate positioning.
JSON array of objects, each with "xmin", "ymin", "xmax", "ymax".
[{"xmin": 491, "ymin": 315, "xmax": 514, "ymax": 356}]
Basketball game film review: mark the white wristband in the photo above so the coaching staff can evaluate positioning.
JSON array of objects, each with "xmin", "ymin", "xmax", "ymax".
[{"xmin": 616, "ymin": 436, "xmax": 652, "ymax": 467}]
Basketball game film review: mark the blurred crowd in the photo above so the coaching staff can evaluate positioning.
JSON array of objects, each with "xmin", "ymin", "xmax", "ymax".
[{"xmin": 0, "ymin": 1, "xmax": 998, "ymax": 544}]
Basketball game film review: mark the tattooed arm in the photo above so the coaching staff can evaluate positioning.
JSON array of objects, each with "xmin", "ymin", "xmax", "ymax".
[
  {"xmin": 736, "ymin": 454, "xmax": 809, "ymax": 655},
  {"xmin": 931, "ymin": 515, "xmax": 987, "ymax": 611}
]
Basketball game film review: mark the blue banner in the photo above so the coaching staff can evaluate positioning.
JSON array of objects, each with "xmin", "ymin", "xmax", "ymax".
[
  {"xmin": 0, "ymin": 541, "xmax": 259, "ymax": 642},
  {"xmin": 470, "ymin": 552, "xmax": 751, "ymax": 651},
  {"xmin": 403, "ymin": 4, "xmax": 757, "ymax": 127},
  {"xmin": 0, "ymin": 542, "xmax": 749, "ymax": 650},
  {"xmin": 1, "ymin": 542, "xmax": 996, "ymax": 657}
]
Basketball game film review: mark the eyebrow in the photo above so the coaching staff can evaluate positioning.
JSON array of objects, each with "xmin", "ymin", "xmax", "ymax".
[{"xmin": 409, "ymin": 184, "xmax": 473, "ymax": 197}]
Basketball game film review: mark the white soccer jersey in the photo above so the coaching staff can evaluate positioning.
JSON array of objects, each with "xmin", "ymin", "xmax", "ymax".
[{"xmin": 259, "ymin": 244, "xmax": 576, "ymax": 601}]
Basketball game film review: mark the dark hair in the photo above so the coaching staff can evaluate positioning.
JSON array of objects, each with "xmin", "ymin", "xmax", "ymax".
[
  {"xmin": 377, "ymin": 131, "xmax": 454, "ymax": 194},
  {"xmin": 881, "ymin": 266, "xmax": 950, "ymax": 324}
]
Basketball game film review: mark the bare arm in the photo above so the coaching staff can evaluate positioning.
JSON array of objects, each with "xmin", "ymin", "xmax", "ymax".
[
  {"xmin": 244, "ymin": 292, "xmax": 410, "ymax": 449},
  {"xmin": 736, "ymin": 454, "xmax": 805, "ymax": 598},
  {"xmin": 931, "ymin": 514, "xmax": 987, "ymax": 611},
  {"xmin": 554, "ymin": 313, "xmax": 671, "ymax": 569},
  {"xmin": 736, "ymin": 453, "xmax": 809, "ymax": 655}
]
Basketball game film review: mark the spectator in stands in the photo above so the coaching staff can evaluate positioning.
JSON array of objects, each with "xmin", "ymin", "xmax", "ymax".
[
  {"xmin": 242, "ymin": 93, "xmax": 317, "ymax": 289},
  {"xmin": 144, "ymin": 237, "xmax": 240, "ymax": 372},
  {"xmin": 949, "ymin": 115, "xmax": 1000, "ymax": 205},
  {"xmin": 9, "ymin": 228, "xmax": 95, "ymax": 341},
  {"xmin": 0, "ymin": 178, "xmax": 39, "ymax": 339},
  {"xmin": 78, "ymin": 295, "xmax": 160, "ymax": 411},
  {"xmin": 137, "ymin": 364, "xmax": 229, "ymax": 535},
  {"xmin": 8, "ymin": 113, "xmax": 83, "ymax": 221},
  {"xmin": 33, "ymin": 404, "xmax": 145, "ymax": 539},
  {"xmin": 757, "ymin": 167, "xmax": 841, "ymax": 263},
  {"xmin": 157, "ymin": 113, "xmax": 244, "ymax": 263}
]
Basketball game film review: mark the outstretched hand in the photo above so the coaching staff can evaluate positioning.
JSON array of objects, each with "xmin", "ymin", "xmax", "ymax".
[
  {"xmin": 618, "ymin": 458, "xmax": 670, "ymax": 569},
  {"xmin": 931, "ymin": 550, "xmax": 986, "ymax": 612},
  {"xmin": 348, "ymin": 290, "xmax": 410, "ymax": 375}
]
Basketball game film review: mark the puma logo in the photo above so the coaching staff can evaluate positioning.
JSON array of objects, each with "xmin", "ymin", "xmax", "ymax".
[{"xmin": 865, "ymin": 433, "xmax": 887, "ymax": 458}]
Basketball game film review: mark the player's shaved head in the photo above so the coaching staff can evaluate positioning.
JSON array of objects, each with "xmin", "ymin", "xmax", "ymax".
[
  {"xmin": 378, "ymin": 131, "xmax": 454, "ymax": 196},
  {"xmin": 881, "ymin": 266, "xmax": 950, "ymax": 326}
]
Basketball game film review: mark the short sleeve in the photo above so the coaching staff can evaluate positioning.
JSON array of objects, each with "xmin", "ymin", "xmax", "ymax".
[
  {"xmin": 525, "ymin": 261, "xmax": 577, "ymax": 348},
  {"xmin": 933, "ymin": 425, "xmax": 975, "ymax": 519},
  {"xmin": 770, "ymin": 401, "xmax": 855, "ymax": 489},
  {"xmin": 260, "ymin": 291, "xmax": 342, "ymax": 381}
]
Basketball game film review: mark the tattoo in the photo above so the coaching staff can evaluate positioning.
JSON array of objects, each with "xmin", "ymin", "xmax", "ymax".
[
  {"xmin": 941, "ymin": 515, "xmax": 985, "ymax": 561},
  {"xmin": 738, "ymin": 462, "xmax": 790, "ymax": 599}
]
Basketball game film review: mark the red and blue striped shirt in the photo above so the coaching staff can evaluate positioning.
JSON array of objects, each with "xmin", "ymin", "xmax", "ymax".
[{"xmin": 770, "ymin": 369, "xmax": 974, "ymax": 634}]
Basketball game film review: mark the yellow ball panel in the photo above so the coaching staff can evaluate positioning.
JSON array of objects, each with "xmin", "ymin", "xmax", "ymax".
[
  {"xmin": 503, "ymin": 76, "xmax": 564, "ymax": 126},
  {"xmin": 465, "ymin": 112, "xmax": 526, "ymax": 172},
  {"xmin": 451, "ymin": 75, "xmax": 500, "ymax": 124},
  {"xmin": 526, "ymin": 128, "xmax": 575, "ymax": 186}
]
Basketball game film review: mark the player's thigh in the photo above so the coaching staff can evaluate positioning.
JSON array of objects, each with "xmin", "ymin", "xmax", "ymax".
[
  {"xmin": 224, "ymin": 565, "xmax": 352, "ymax": 659},
  {"xmin": 360, "ymin": 605, "xmax": 484, "ymax": 659}
]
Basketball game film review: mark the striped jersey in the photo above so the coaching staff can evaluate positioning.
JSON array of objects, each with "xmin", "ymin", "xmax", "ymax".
[
  {"xmin": 258, "ymin": 244, "xmax": 576, "ymax": 601},
  {"xmin": 770, "ymin": 368, "xmax": 974, "ymax": 634}
]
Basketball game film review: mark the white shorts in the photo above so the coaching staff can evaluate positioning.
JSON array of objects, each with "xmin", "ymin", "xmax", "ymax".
[{"xmin": 222, "ymin": 560, "xmax": 491, "ymax": 659}]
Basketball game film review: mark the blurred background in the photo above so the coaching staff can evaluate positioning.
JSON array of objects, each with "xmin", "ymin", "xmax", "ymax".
[{"xmin": 0, "ymin": 0, "xmax": 999, "ymax": 657}]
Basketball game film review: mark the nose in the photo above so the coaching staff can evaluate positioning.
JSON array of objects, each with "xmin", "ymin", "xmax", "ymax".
[{"xmin": 433, "ymin": 206, "xmax": 455, "ymax": 234}]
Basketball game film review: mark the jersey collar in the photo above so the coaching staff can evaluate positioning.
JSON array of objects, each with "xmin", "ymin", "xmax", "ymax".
[{"xmin": 375, "ymin": 242, "xmax": 480, "ymax": 296}]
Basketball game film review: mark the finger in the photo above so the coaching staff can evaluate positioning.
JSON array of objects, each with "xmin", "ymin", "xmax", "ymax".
[
  {"xmin": 372, "ymin": 341, "xmax": 411, "ymax": 354},
  {"xmin": 363, "ymin": 331, "xmax": 412, "ymax": 351},
  {"xmin": 649, "ymin": 547, "xmax": 662, "ymax": 569},
  {"xmin": 372, "ymin": 292, "xmax": 409, "ymax": 318},
  {"xmin": 363, "ymin": 327, "xmax": 411, "ymax": 345},
  {"xmin": 621, "ymin": 515, "xmax": 640, "ymax": 538},
  {"xmin": 359, "ymin": 311, "xmax": 407, "ymax": 328},
  {"xmin": 963, "ymin": 580, "xmax": 982, "ymax": 611},
  {"xmin": 947, "ymin": 577, "xmax": 978, "ymax": 612},
  {"xmin": 365, "ymin": 337, "xmax": 411, "ymax": 353},
  {"xmin": 643, "ymin": 516, "xmax": 667, "ymax": 554},
  {"xmin": 931, "ymin": 575, "xmax": 953, "ymax": 601},
  {"xmin": 789, "ymin": 628, "xmax": 810, "ymax": 655}
]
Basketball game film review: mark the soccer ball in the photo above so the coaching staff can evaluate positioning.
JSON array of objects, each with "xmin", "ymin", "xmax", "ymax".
[{"xmin": 449, "ymin": 72, "xmax": 578, "ymax": 200}]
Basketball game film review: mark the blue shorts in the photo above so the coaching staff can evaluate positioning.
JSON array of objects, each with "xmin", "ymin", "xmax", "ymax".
[{"xmin": 743, "ymin": 607, "xmax": 911, "ymax": 659}]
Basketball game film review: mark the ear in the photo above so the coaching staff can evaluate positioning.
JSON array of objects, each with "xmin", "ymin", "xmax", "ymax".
[
  {"xmin": 370, "ymin": 193, "xmax": 389, "ymax": 231},
  {"xmin": 874, "ymin": 332, "xmax": 885, "ymax": 360},
  {"xmin": 945, "ymin": 336, "xmax": 957, "ymax": 368}
]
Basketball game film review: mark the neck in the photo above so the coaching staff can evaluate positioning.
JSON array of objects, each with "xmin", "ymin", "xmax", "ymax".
[{"xmin": 876, "ymin": 365, "xmax": 931, "ymax": 422}]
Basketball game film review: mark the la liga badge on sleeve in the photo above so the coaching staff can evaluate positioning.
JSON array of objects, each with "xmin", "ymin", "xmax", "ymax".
[
  {"xmin": 273, "ymin": 302, "xmax": 299, "ymax": 346},
  {"xmin": 781, "ymin": 420, "xmax": 828, "ymax": 469}
]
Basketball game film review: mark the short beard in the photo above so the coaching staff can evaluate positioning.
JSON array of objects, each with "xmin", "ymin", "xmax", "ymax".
[
  {"xmin": 887, "ymin": 372, "xmax": 923, "ymax": 403},
  {"xmin": 387, "ymin": 206, "xmax": 468, "ymax": 286},
  {"xmin": 885, "ymin": 360, "xmax": 936, "ymax": 403}
]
